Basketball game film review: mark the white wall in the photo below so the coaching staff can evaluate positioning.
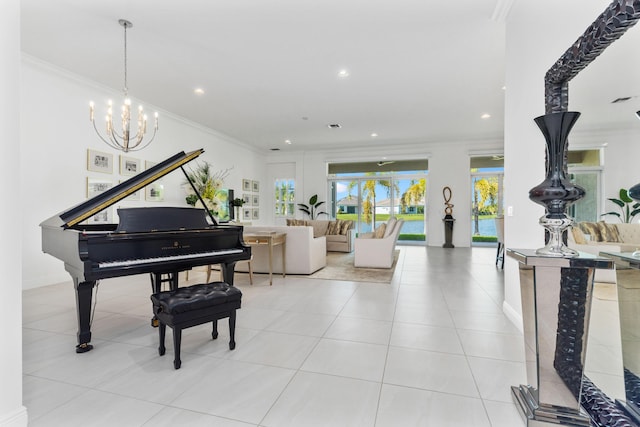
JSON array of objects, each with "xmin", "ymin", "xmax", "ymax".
[
  {"xmin": 21, "ymin": 57, "xmax": 268, "ymax": 289},
  {"xmin": 1, "ymin": 1, "xmax": 27, "ymax": 425}
]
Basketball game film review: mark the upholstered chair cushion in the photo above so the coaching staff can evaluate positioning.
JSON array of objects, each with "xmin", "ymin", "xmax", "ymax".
[
  {"xmin": 311, "ymin": 220, "xmax": 329, "ymax": 238},
  {"xmin": 383, "ymin": 217, "xmax": 397, "ymax": 238}
]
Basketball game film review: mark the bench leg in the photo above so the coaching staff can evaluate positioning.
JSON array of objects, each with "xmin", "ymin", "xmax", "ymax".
[
  {"xmin": 229, "ymin": 310, "xmax": 236, "ymax": 350},
  {"xmin": 158, "ymin": 323, "xmax": 166, "ymax": 356},
  {"xmin": 212, "ymin": 319, "xmax": 218, "ymax": 340},
  {"xmin": 173, "ymin": 327, "xmax": 182, "ymax": 369}
]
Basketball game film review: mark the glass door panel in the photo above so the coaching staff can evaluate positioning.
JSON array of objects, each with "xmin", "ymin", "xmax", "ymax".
[{"xmin": 396, "ymin": 177, "xmax": 426, "ymax": 241}]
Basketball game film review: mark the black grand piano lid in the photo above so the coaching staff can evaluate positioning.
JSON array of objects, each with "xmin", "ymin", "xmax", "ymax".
[{"xmin": 58, "ymin": 149, "xmax": 204, "ymax": 228}]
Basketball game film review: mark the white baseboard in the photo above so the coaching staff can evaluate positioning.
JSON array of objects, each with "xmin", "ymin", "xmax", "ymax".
[
  {"xmin": 502, "ymin": 300, "xmax": 523, "ymax": 334},
  {"xmin": 0, "ymin": 406, "xmax": 28, "ymax": 427}
]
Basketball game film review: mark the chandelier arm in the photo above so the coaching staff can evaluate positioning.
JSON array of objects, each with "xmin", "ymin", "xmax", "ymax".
[
  {"xmin": 124, "ymin": 128, "xmax": 157, "ymax": 152},
  {"xmin": 92, "ymin": 120, "xmax": 124, "ymax": 150}
]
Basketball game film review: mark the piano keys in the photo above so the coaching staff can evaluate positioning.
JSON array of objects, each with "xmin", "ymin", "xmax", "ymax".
[{"xmin": 40, "ymin": 149, "xmax": 251, "ymax": 353}]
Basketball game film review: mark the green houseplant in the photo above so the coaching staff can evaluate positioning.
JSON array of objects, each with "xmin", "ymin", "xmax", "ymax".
[
  {"xmin": 601, "ymin": 188, "xmax": 640, "ymax": 223},
  {"xmin": 297, "ymin": 194, "xmax": 328, "ymax": 219}
]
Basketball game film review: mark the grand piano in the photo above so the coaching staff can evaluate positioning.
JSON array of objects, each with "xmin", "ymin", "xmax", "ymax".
[{"xmin": 40, "ymin": 149, "xmax": 251, "ymax": 353}]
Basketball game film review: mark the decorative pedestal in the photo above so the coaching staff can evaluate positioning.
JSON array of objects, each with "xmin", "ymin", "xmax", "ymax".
[
  {"xmin": 599, "ymin": 251, "xmax": 640, "ymax": 425},
  {"xmin": 442, "ymin": 215, "xmax": 455, "ymax": 248},
  {"xmin": 507, "ymin": 249, "xmax": 613, "ymax": 426}
]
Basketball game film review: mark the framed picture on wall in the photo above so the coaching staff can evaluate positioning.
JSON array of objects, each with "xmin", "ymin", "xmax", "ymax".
[
  {"xmin": 146, "ymin": 182, "xmax": 164, "ymax": 201},
  {"xmin": 87, "ymin": 149, "xmax": 113, "ymax": 174},
  {"xmin": 252, "ymin": 208, "xmax": 259, "ymax": 220},
  {"xmin": 86, "ymin": 177, "xmax": 113, "ymax": 198},
  {"xmin": 243, "ymin": 208, "xmax": 252, "ymax": 221},
  {"xmin": 243, "ymin": 179, "xmax": 251, "ymax": 192},
  {"xmin": 252, "ymin": 195, "xmax": 259, "ymax": 206},
  {"xmin": 87, "ymin": 208, "xmax": 112, "ymax": 224},
  {"xmin": 242, "ymin": 193, "xmax": 251, "ymax": 205},
  {"xmin": 120, "ymin": 156, "xmax": 141, "ymax": 176},
  {"xmin": 252, "ymin": 180, "xmax": 259, "ymax": 192}
]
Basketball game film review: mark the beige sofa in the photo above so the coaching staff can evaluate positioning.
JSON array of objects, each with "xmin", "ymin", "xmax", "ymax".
[
  {"xmin": 568, "ymin": 221, "xmax": 640, "ymax": 283},
  {"xmin": 238, "ymin": 225, "xmax": 326, "ymax": 275},
  {"xmin": 287, "ymin": 219, "xmax": 355, "ymax": 252}
]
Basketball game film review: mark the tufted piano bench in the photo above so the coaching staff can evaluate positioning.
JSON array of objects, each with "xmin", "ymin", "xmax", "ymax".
[{"xmin": 150, "ymin": 281, "xmax": 242, "ymax": 369}]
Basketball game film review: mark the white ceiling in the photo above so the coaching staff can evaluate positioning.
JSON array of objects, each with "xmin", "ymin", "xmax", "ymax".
[{"xmin": 19, "ymin": 0, "xmax": 640, "ymax": 152}]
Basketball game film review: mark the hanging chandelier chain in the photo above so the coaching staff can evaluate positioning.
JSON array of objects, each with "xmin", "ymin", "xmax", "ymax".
[{"xmin": 123, "ymin": 20, "xmax": 128, "ymax": 96}]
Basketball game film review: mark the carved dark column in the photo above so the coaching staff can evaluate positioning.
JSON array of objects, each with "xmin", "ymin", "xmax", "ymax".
[{"xmin": 545, "ymin": 0, "xmax": 640, "ymax": 114}]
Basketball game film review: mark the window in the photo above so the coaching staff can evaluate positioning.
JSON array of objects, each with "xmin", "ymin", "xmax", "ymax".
[
  {"xmin": 274, "ymin": 179, "xmax": 295, "ymax": 217},
  {"xmin": 470, "ymin": 155, "xmax": 504, "ymax": 245},
  {"xmin": 328, "ymin": 159, "xmax": 428, "ymax": 242}
]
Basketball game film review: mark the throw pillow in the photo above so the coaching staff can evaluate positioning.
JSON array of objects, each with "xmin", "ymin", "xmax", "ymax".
[
  {"xmin": 571, "ymin": 227, "xmax": 587, "ymax": 245},
  {"xmin": 339, "ymin": 220, "xmax": 353, "ymax": 235},
  {"xmin": 327, "ymin": 221, "xmax": 339, "ymax": 235},
  {"xmin": 598, "ymin": 221, "xmax": 621, "ymax": 242},
  {"xmin": 579, "ymin": 221, "xmax": 602, "ymax": 242},
  {"xmin": 287, "ymin": 219, "xmax": 308, "ymax": 227},
  {"xmin": 374, "ymin": 223, "xmax": 387, "ymax": 238}
]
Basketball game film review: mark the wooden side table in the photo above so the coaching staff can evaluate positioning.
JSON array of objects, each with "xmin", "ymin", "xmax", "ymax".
[{"xmin": 243, "ymin": 231, "xmax": 286, "ymax": 285}]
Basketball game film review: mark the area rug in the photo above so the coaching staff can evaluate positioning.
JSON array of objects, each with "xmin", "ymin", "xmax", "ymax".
[{"xmin": 309, "ymin": 250, "xmax": 399, "ymax": 283}]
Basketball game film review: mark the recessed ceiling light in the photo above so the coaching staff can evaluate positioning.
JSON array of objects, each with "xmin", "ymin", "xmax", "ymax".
[
  {"xmin": 338, "ymin": 69, "xmax": 350, "ymax": 78},
  {"xmin": 194, "ymin": 88, "xmax": 205, "ymax": 95},
  {"xmin": 481, "ymin": 113, "xmax": 491, "ymax": 119},
  {"xmin": 327, "ymin": 124, "xmax": 342, "ymax": 129},
  {"xmin": 285, "ymin": 139, "xmax": 292, "ymax": 145},
  {"xmin": 502, "ymin": 86, "xmax": 506, "ymax": 90},
  {"xmin": 371, "ymin": 133, "xmax": 378, "ymax": 137}
]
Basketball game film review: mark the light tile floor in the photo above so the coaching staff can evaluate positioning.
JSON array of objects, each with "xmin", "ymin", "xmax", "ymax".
[{"xmin": 23, "ymin": 246, "xmax": 535, "ymax": 426}]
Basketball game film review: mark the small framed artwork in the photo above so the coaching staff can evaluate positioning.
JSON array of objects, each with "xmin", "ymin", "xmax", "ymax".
[
  {"xmin": 252, "ymin": 195, "xmax": 259, "ymax": 206},
  {"xmin": 87, "ymin": 178, "xmax": 113, "ymax": 198},
  {"xmin": 146, "ymin": 182, "xmax": 164, "ymax": 201},
  {"xmin": 242, "ymin": 179, "xmax": 251, "ymax": 192},
  {"xmin": 252, "ymin": 180, "xmax": 259, "ymax": 192},
  {"xmin": 252, "ymin": 208, "xmax": 259, "ymax": 220},
  {"xmin": 243, "ymin": 208, "xmax": 252, "ymax": 221},
  {"xmin": 120, "ymin": 156, "xmax": 141, "ymax": 176},
  {"xmin": 87, "ymin": 208, "xmax": 112, "ymax": 224},
  {"xmin": 242, "ymin": 193, "xmax": 251, "ymax": 205},
  {"xmin": 87, "ymin": 149, "xmax": 113, "ymax": 174}
]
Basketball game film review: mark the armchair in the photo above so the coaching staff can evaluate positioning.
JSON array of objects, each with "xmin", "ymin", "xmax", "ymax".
[{"xmin": 354, "ymin": 219, "xmax": 404, "ymax": 268}]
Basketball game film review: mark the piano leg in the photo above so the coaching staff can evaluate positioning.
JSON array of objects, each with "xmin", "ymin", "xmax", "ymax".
[
  {"xmin": 221, "ymin": 261, "xmax": 237, "ymax": 286},
  {"xmin": 73, "ymin": 279, "xmax": 95, "ymax": 353}
]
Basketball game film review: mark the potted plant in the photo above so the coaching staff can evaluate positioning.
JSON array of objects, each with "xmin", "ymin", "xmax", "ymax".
[
  {"xmin": 298, "ymin": 194, "xmax": 328, "ymax": 219},
  {"xmin": 601, "ymin": 188, "xmax": 640, "ymax": 223},
  {"xmin": 230, "ymin": 197, "xmax": 245, "ymax": 222}
]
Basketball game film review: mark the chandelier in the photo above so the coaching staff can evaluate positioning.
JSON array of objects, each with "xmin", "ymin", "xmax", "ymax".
[{"xmin": 89, "ymin": 19, "xmax": 158, "ymax": 153}]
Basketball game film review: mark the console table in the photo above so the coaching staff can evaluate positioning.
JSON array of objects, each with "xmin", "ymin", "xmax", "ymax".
[
  {"xmin": 243, "ymin": 231, "xmax": 286, "ymax": 285},
  {"xmin": 507, "ymin": 249, "xmax": 613, "ymax": 426}
]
